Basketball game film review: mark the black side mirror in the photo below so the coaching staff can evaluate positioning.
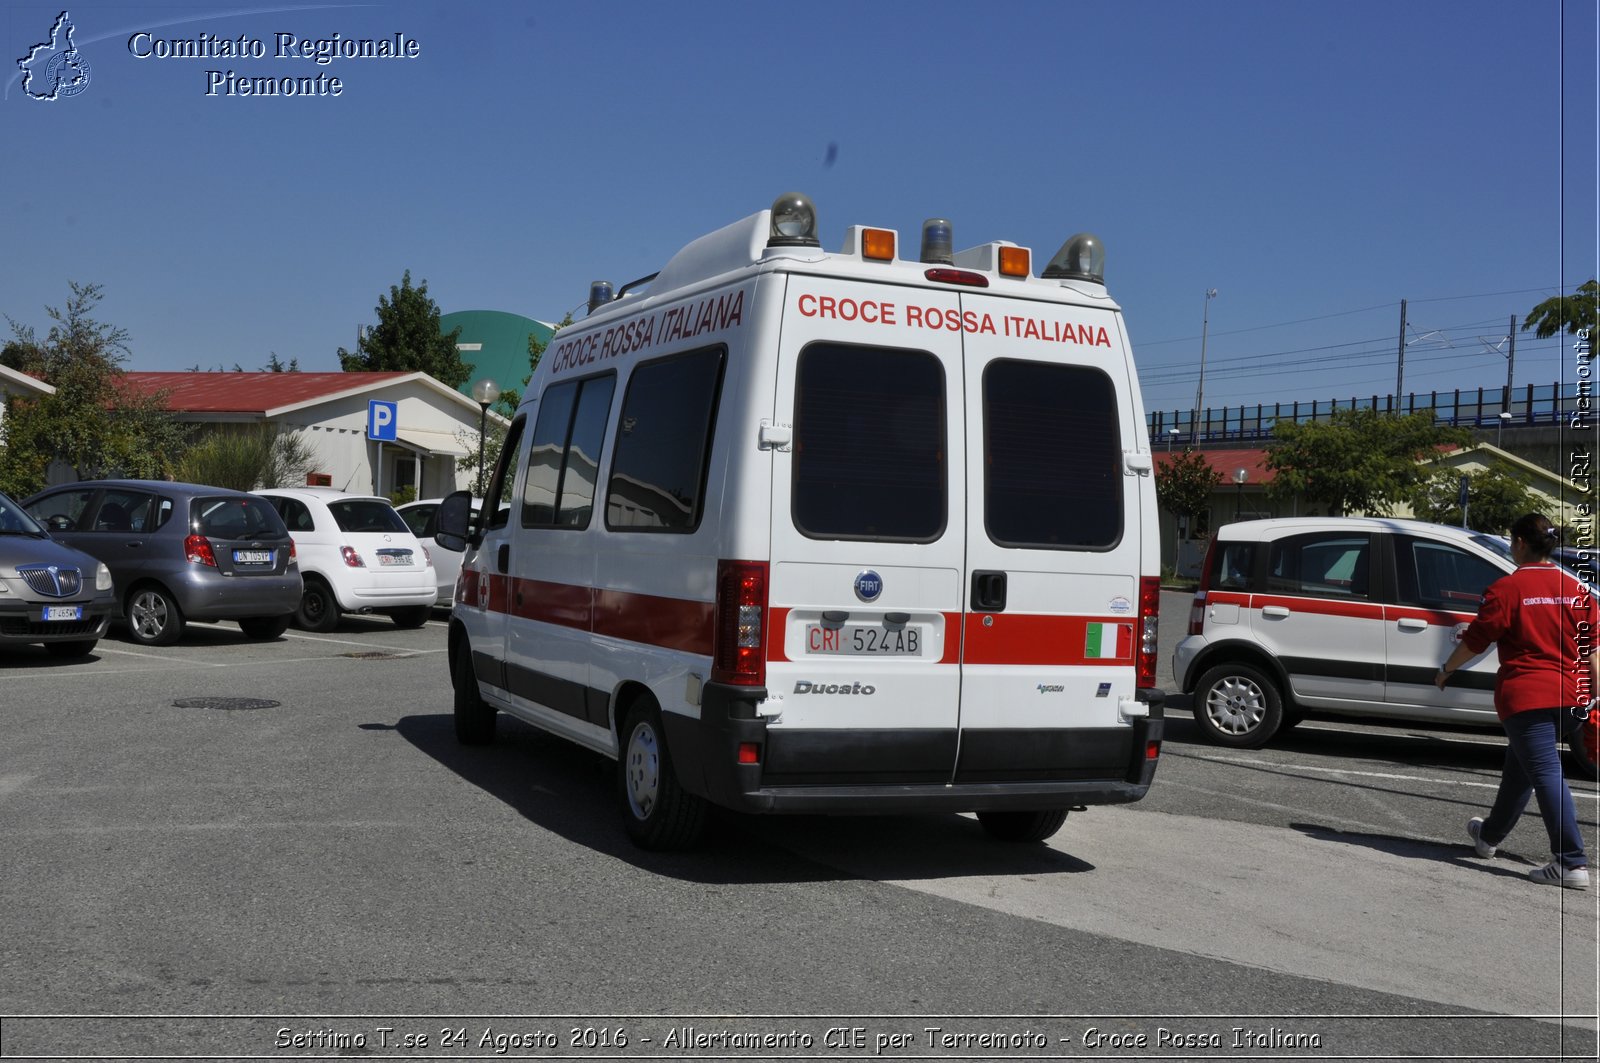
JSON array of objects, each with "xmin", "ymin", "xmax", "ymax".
[{"xmin": 434, "ymin": 490, "xmax": 474, "ymax": 552}]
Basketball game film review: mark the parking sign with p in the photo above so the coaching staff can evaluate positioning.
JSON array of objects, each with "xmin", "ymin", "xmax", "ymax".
[{"xmin": 367, "ymin": 400, "xmax": 397, "ymax": 441}]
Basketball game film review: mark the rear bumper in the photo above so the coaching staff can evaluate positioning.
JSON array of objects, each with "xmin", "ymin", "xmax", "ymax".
[
  {"xmin": 664, "ymin": 682, "xmax": 1162, "ymax": 815},
  {"xmin": 168, "ymin": 572, "xmax": 303, "ymax": 620}
]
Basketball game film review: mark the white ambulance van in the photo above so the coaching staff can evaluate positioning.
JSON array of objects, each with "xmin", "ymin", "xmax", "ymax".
[{"xmin": 435, "ymin": 193, "xmax": 1164, "ymax": 850}]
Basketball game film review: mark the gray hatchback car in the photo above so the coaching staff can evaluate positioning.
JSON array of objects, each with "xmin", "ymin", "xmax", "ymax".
[
  {"xmin": 22, "ymin": 480, "xmax": 301, "ymax": 646},
  {"xmin": 0, "ymin": 489, "xmax": 117, "ymax": 657}
]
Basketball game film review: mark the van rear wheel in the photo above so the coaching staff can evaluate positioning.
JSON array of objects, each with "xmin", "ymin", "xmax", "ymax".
[
  {"xmin": 619, "ymin": 702, "xmax": 706, "ymax": 851},
  {"xmin": 977, "ymin": 809, "xmax": 1069, "ymax": 843},
  {"xmin": 1194, "ymin": 662, "xmax": 1283, "ymax": 748}
]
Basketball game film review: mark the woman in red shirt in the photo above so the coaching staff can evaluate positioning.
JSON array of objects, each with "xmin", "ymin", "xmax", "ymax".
[{"xmin": 1437, "ymin": 513, "xmax": 1597, "ymax": 889}]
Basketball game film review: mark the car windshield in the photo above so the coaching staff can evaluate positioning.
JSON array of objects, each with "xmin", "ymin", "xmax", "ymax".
[
  {"xmin": 328, "ymin": 499, "xmax": 408, "ymax": 534},
  {"xmin": 0, "ymin": 492, "xmax": 48, "ymax": 536}
]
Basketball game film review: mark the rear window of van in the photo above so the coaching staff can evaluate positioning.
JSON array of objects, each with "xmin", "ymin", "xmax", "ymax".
[{"xmin": 792, "ymin": 343, "xmax": 946, "ymax": 541}]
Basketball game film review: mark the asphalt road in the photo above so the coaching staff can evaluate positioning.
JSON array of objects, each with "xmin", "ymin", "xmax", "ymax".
[{"xmin": 0, "ymin": 601, "xmax": 1595, "ymax": 1061}]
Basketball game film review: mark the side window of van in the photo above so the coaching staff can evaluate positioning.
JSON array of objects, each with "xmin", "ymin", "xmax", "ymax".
[
  {"xmin": 984, "ymin": 361, "xmax": 1121, "ymax": 549},
  {"xmin": 483, "ymin": 415, "xmax": 527, "ymax": 532},
  {"xmin": 793, "ymin": 343, "xmax": 946, "ymax": 541},
  {"xmin": 521, "ymin": 374, "xmax": 616, "ymax": 530},
  {"xmin": 606, "ymin": 347, "xmax": 725, "ymax": 532}
]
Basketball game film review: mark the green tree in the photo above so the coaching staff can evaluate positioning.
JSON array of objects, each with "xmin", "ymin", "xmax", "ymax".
[
  {"xmin": 0, "ymin": 282, "xmax": 188, "ymax": 495},
  {"xmin": 338, "ymin": 270, "xmax": 469, "ymax": 387},
  {"xmin": 1266, "ymin": 408, "xmax": 1471, "ymax": 517},
  {"xmin": 1522, "ymin": 279, "xmax": 1599, "ymax": 343},
  {"xmin": 1156, "ymin": 448, "xmax": 1223, "ymax": 569},
  {"xmin": 1409, "ymin": 461, "xmax": 1538, "ymax": 534}
]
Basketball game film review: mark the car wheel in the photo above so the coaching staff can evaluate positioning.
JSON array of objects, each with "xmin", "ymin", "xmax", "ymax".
[
  {"xmin": 386, "ymin": 605, "xmax": 432, "ymax": 629},
  {"xmin": 977, "ymin": 809, "xmax": 1069, "ymax": 843},
  {"xmin": 238, "ymin": 615, "xmax": 290, "ymax": 639},
  {"xmin": 619, "ymin": 701, "xmax": 706, "ymax": 851},
  {"xmin": 452, "ymin": 642, "xmax": 496, "ymax": 745},
  {"xmin": 44, "ymin": 638, "xmax": 98, "ymax": 658},
  {"xmin": 126, "ymin": 585, "xmax": 184, "ymax": 646},
  {"xmin": 294, "ymin": 577, "xmax": 339, "ymax": 633},
  {"xmin": 1193, "ymin": 662, "xmax": 1283, "ymax": 748}
]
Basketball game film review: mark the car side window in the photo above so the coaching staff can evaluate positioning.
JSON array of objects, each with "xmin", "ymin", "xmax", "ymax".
[
  {"xmin": 401, "ymin": 504, "xmax": 435, "ymax": 538},
  {"xmin": 1395, "ymin": 536, "xmax": 1503, "ymax": 613},
  {"xmin": 26, "ymin": 489, "xmax": 95, "ymax": 532},
  {"xmin": 94, "ymin": 489, "xmax": 155, "ymax": 532},
  {"xmin": 1208, "ymin": 541, "xmax": 1257, "ymax": 591},
  {"xmin": 1266, "ymin": 533, "xmax": 1372, "ymax": 601}
]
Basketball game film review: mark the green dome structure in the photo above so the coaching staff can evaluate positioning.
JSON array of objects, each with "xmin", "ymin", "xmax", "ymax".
[{"xmin": 440, "ymin": 310, "xmax": 554, "ymax": 402}]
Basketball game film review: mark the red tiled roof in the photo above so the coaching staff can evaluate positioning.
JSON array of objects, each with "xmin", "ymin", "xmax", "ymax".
[
  {"xmin": 1154, "ymin": 447, "xmax": 1276, "ymax": 484},
  {"xmin": 119, "ymin": 372, "xmax": 411, "ymax": 414}
]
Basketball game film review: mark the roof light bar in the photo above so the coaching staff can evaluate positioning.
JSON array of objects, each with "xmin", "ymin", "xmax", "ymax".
[
  {"xmin": 861, "ymin": 228, "xmax": 896, "ymax": 261},
  {"xmin": 1042, "ymin": 232, "xmax": 1105, "ymax": 283},
  {"xmin": 920, "ymin": 218, "xmax": 954, "ymax": 265},
  {"xmin": 587, "ymin": 281, "xmax": 614, "ymax": 314},
  {"xmin": 768, "ymin": 192, "xmax": 820, "ymax": 247},
  {"xmin": 998, "ymin": 246, "xmax": 1031, "ymax": 278}
]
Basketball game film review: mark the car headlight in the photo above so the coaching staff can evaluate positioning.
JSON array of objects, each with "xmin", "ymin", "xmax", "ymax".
[{"xmin": 96, "ymin": 562, "xmax": 113, "ymax": 591}]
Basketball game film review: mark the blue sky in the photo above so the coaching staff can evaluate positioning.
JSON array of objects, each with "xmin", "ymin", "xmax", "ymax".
[{"xmin": 3, "ymin": 0, "xmax": 1596, "ymax": 421}]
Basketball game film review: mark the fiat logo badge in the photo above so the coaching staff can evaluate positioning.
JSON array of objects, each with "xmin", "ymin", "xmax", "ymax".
[{"xmin": 854, "ymin": 570, "xmax": 883, "ymax": 602}]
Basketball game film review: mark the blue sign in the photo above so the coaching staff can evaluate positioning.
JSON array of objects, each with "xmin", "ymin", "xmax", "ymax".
[{"xmin": 367, "ymin": 400, "xmax": 397, "ymax": 441}]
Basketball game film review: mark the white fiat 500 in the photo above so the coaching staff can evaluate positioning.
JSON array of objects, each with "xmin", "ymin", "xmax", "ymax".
[
  {"xmin": 1173, "ymin": 516, "xmax": 1597, "ymax": 772},
  {"xmin": 256, "ymin": 488, "xmax": 435, "ymax": 631}
]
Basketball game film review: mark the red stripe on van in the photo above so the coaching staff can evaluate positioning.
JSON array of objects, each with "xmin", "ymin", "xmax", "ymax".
[
  {"xmin": 962, "ymin": 613, "xmax": 1138, "ymax": 666},
  {"xmin": 1249, "ymin": 594, "xmax": 1384, "ymax": 621},
  {"xmin": 594, "ymin": 588, "xmax": 714, "ymax": 654}
]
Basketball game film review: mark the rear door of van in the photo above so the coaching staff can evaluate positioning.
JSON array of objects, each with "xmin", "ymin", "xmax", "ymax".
[
  {"xmin": 953, "ymin": 291, "xmax": 1146, "ymax": 781},
  {"xmin": 763, "ymin": 276, "xmax": 967, "ymax": 785}
]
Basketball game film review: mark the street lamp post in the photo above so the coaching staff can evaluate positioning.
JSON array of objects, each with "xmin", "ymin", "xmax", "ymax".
[
  {"xmin": 1497, "ymin": 411, "xmax": 1511, "ymax": 448},
  {"xmin": 1233, "ymin": 466, "xmax": 1248, "ymax": 520},
  {"xmin": 1167, "ymin": 427, "xmax": 1180, "ymax": 452},
  {"xmin": 471, "ymin": 378, "xmax": 500, "ymax": 494},
  {"xmin": 1193, "ymin": 288, "xmax": 1218, "ymax": 443}
]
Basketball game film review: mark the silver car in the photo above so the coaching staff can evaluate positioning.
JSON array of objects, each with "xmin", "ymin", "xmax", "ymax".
[
  {"xmin": 23, "ymin": 480, "xmax": 301, "ymax": 646},
  {"xmin": 0, "ymin": 490, "xmax": 116, "ymax": 657}
]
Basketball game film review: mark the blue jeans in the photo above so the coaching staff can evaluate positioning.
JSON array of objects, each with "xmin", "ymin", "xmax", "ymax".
[{"xmin": 1481, "ymin": 708, "xmax": 1588, "ymax": 870}]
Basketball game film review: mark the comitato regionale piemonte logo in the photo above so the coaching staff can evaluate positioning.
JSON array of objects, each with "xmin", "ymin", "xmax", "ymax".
[{"xmin": 17, "ymin": 10, "xmax": 91, "ymax": 101}]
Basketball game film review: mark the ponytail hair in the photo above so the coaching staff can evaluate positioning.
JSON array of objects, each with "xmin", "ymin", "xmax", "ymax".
[{"xmin": 1509, "ymin": 512, "xmax": 1558, "ymax": 559}]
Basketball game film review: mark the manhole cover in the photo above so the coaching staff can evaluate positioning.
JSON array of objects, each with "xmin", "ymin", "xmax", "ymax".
[
  {"xmin": 172, "ymin": 697, "xmax": 280, "ymax": 711},
  {"xmin": 339, "ymin": 651, "xmax": 409, "ymax": 660}
]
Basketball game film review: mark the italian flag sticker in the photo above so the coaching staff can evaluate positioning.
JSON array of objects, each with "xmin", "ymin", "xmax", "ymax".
[{"xmin": 1085, "ymin": 622, "xmax": 1133, "ymax": 660}]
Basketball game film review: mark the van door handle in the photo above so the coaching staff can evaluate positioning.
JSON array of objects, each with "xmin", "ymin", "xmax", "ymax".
[
  {"xmin": 971, "ymin": 571, "xmax": 1007, "ymax": 612},
  {"xmin": 497, "ymin": 543, "xmax": 510, "ymax": 573},
  {"xmin": 1396, "ymin": 617, "xmax": 1428, "ymax": 632},
  {"xmin": 1261, "ymin": 605, "xmax": 1290, "ymax": 619}
]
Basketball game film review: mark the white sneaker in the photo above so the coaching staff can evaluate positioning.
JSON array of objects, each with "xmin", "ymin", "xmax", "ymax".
[
  {"xmin": 1467, "ymin": 817, "xmax": 1496, "ymax": 858},
  {"xmin": 1529, "ymin": 861, "xmax": 1589, "ymax": 890}
]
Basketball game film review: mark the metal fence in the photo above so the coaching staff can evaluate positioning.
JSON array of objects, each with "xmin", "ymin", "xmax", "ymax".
[{"xmin": 1148, "ymin": 381, "xmax": 1590, "ymax": 447}]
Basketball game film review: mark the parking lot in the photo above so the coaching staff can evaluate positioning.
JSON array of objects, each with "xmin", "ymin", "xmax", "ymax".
[{"xmin": 2, "ymin": 597, "xmax": 1596, "ymax": 1058}]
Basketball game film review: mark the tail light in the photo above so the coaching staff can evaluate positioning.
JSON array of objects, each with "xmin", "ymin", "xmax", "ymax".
[
  {"xmin": 1136, "ymin": 575, "xmax": 1160, "ymax": 689},
  {"xmin": 340, "ymin": 546, "xmax": 365, "ymax": 568},
  {"xmin": 1189, "ymin": 537, "xmax": 1218, "ymax": 636},
  {"xmin": 184, "ymin": 534, "xmax": 217, "ymax": 567},
  {"xmin": 711, "ymin": 559, "xmax": 768, "ymax": 686}
]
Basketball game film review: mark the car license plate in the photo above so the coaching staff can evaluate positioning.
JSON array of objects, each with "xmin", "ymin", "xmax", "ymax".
[
  {"xmin": 233, "ymin": 550, "xmax": 272, "ymax": 564},
  {"xmin": 377, "ymin": 550, "xmax": 412, "ymax": 567},
  {"xmin": 42, "ymin": 605, "xmax": 83, "ymax": 622},
  {"xmin": 805, "ymin": 624, "xmax": 921, "ymax": 656}
]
